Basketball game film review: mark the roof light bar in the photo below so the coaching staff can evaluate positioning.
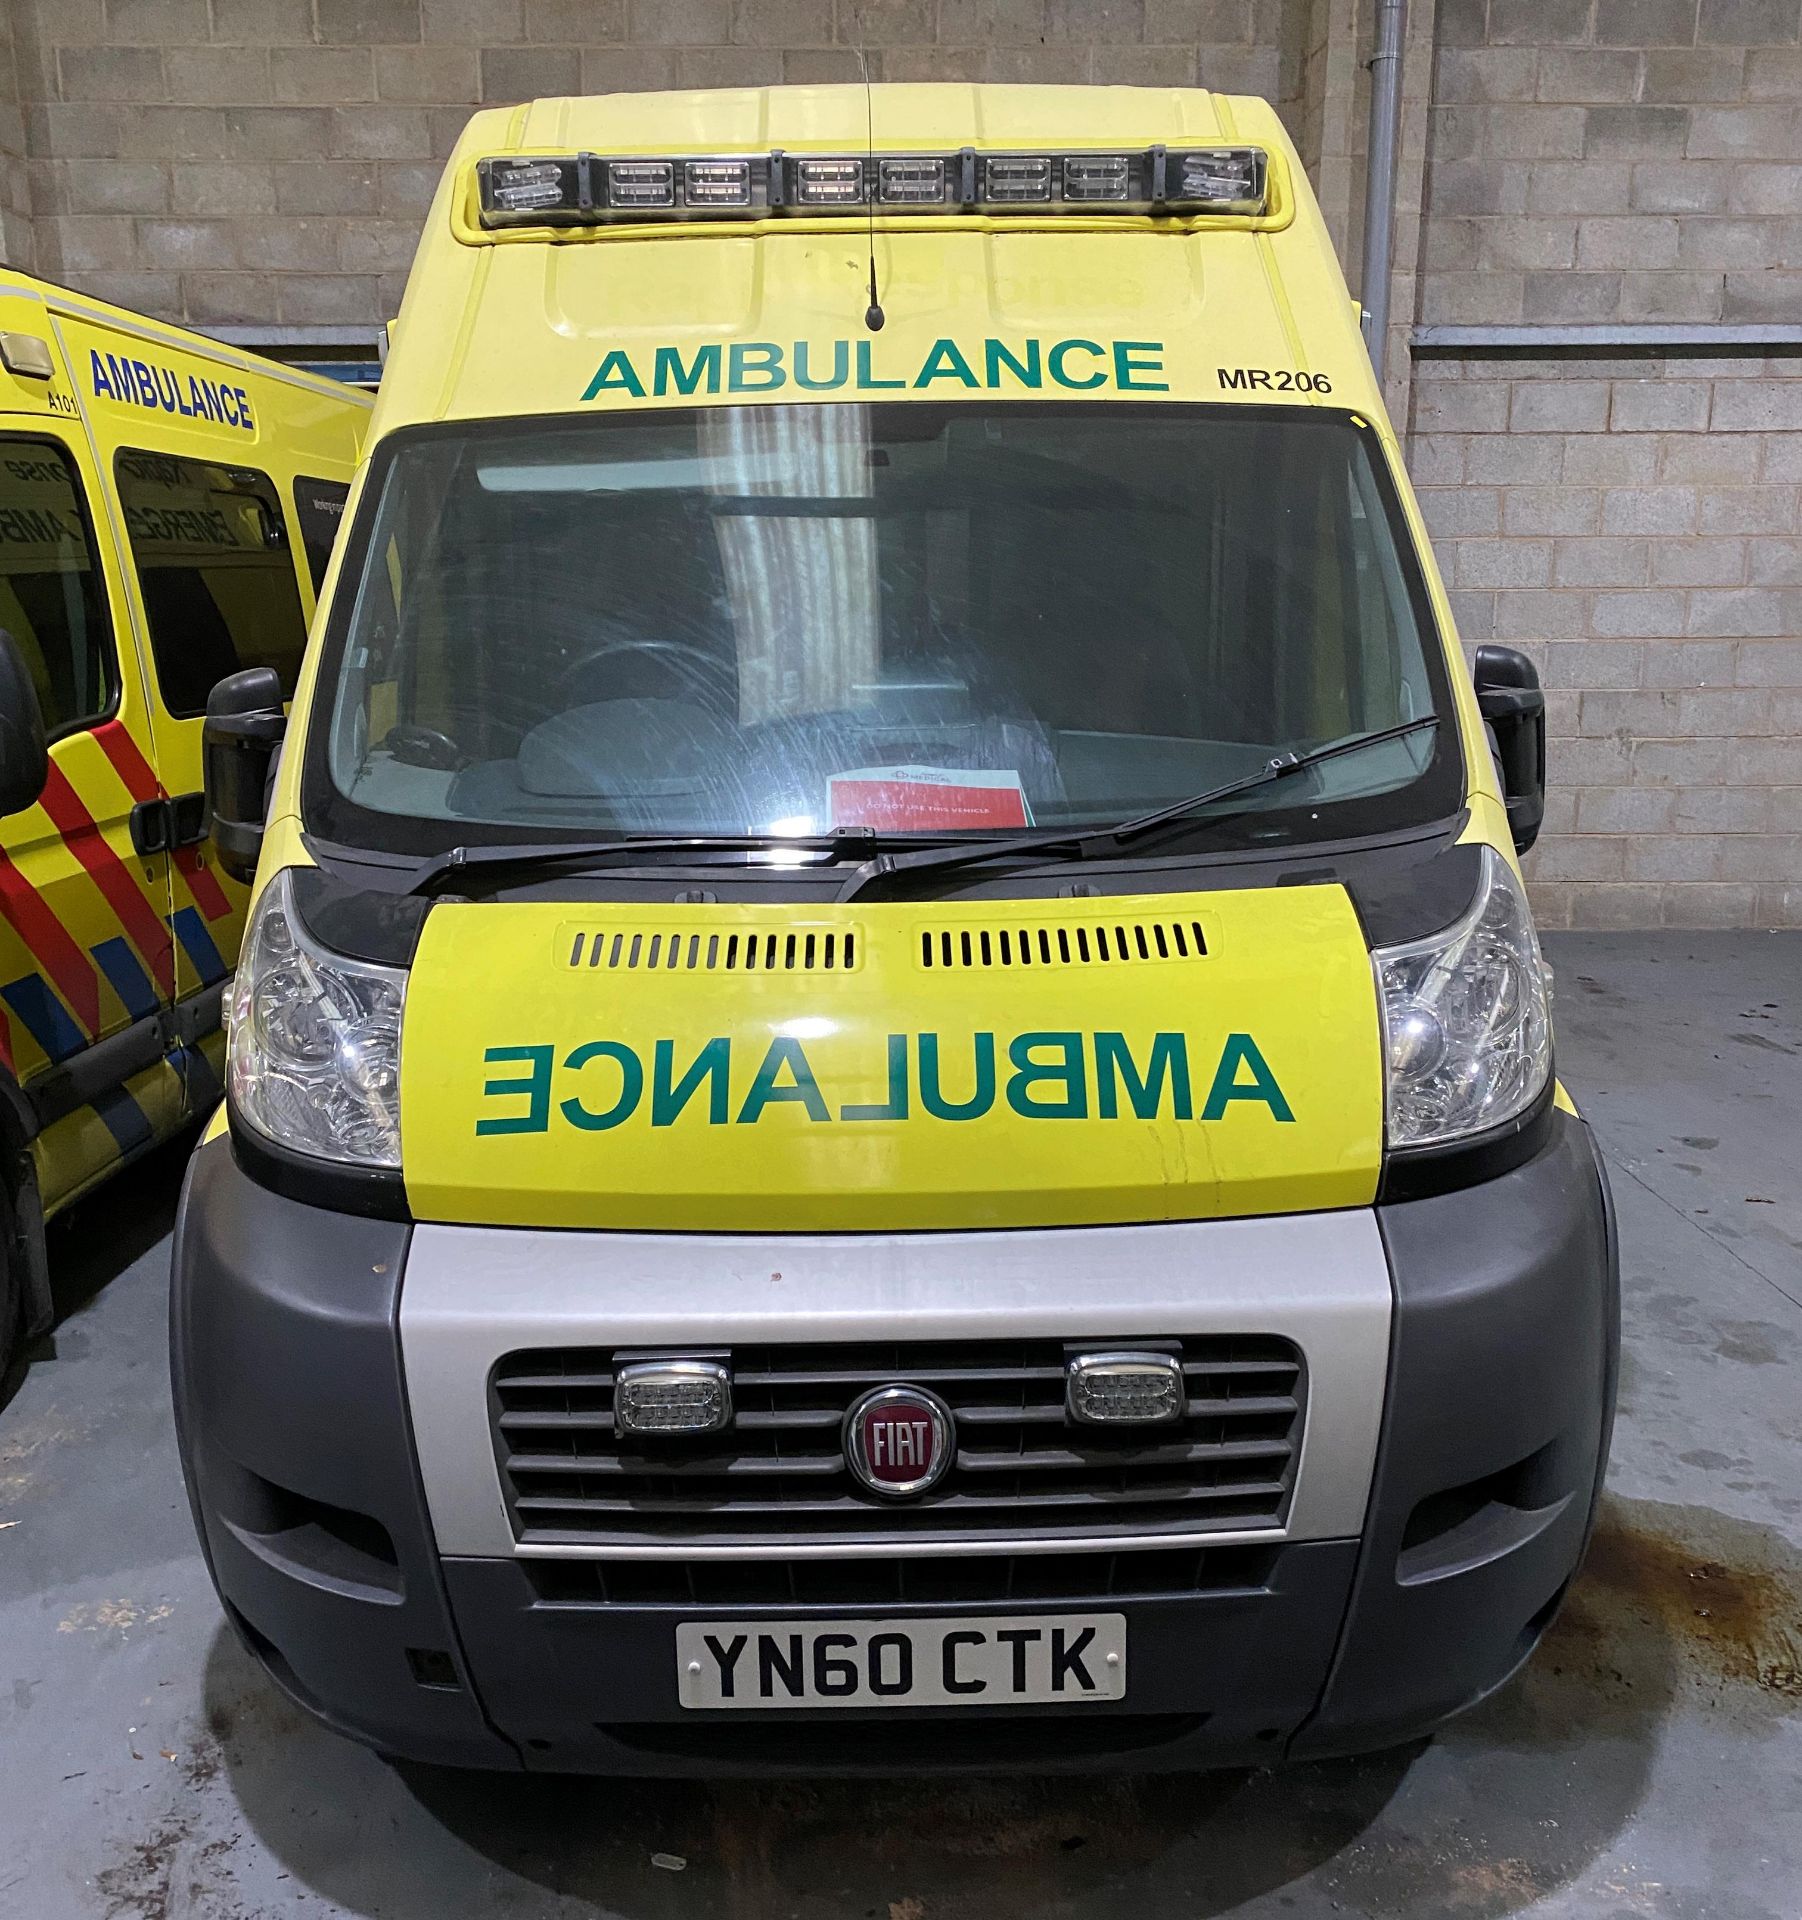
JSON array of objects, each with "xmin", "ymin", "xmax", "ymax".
[{"xmin": 475, "ymin": 146, "xmax": 1267, "ymax": 228}]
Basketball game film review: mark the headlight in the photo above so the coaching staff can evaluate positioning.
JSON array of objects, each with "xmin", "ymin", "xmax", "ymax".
[
  {"xmin": 1374, "ymin": 846, "xmax": 1551, "ymax": 1151},
  {"xmin": 227, "ymin": 869, "xmax": 406, "ymax": 1168}
]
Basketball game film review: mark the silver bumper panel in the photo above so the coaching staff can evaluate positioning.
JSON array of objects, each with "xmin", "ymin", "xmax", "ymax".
[{"xmin": 399, "ymin": 1209, "xmax": 1393, "ymax": 1561}]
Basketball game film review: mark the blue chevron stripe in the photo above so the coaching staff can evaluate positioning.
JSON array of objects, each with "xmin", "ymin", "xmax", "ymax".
[
  {"xmin": 2, "ymin": 974, "xmax": 86, "ymax": 1063},
  {"xmin": 94, "ymin": 937, "xmax": 161, "ymax": 1021},
  {"xmin": 91, "ymin": 1085, "xmax": 155, "ymax": 1157},
  {"xmin": 172, "ymin": 905, "xmax": 229, "ymax": 987},
  {"xmin": 168, "ymin": 1042, "xmax": 223, "ymax": 1109}
]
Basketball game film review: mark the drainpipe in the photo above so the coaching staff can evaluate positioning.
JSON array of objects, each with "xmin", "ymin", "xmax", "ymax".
[{"xmin": 1359, "ymin": 0, "xmax": 1408, "ymax": 388}]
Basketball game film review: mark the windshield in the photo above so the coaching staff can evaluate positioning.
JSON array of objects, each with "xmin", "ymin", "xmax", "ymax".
[{"xmin": 314, "ymin": 404, "xmax": 1456, "ymax": 853}]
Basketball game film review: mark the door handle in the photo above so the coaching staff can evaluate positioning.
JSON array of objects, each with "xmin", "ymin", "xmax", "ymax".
[
  {"xmin": 170, "ymin": 791, "xmax": 207, "ymax": 847},
  {"xmin": 129, "ymin": 792, "xmax": 208, "ymax": 856}
]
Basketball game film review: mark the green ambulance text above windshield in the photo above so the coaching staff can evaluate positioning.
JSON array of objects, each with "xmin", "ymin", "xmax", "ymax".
[{"xmin": 580, "ymin": 338, "xmax": 1169, "ymax": 401}]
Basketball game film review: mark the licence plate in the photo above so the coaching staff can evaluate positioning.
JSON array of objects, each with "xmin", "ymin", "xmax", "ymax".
[{"xmin": 676, "ymin": 1613, "xmax": 1127, "ymax": 1710}]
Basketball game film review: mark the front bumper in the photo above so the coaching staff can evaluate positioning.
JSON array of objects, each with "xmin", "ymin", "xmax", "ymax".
[{"xmin": 170, "ymin": 1115, "xmax": 1616, "ymax": 1775}]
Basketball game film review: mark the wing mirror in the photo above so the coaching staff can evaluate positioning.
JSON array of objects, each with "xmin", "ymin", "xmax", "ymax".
[
  {"xmin": 1472, "ymin": 644, "xmax": 1546, "ymax": 856},
  {"xmin": 203, "ymin": 667, "xmax": 287, "ymax": 884},
  {"xmin": 0, "ymin": 628, "xmax": 49, "ymax": 819}
]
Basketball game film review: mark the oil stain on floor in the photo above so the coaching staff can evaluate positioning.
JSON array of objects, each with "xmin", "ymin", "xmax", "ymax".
[{"xmin": 1564, "ymin": 1498, "xmax": 1802, "ymax": 1711}]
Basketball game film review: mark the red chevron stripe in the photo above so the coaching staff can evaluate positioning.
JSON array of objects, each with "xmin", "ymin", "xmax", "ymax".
[
  {"xmin": 173, "ymin": 847, "xmax": 233, "ymax": 925},
  {"xmin": 38, "ymin": 764, "xmax": 176, "ymax": 1000},
  {"xmin": 91, "ymin": 718, "xmax": 233, "ymax": 922},
  {"xmin": 90, "ymin": 719, "xmax": 158, "ymax": 802},
  {"xmin": 0, "ymin": 850, "xmax": 99, "ymax": 1037},
  {"xmin": 0, "ymin": 1007, "xmax": 13, "ymax": 1076}
]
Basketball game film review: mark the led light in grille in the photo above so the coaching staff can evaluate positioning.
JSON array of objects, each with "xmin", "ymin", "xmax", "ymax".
[
  {"xmin": 614, "ymin": 1360, "xmax": 733, "ymax": 1436},
  {"xmin": 1177, "ymin": 148, "xmax": 1263, "ymax": 204},
  {"xmin": 485, "ymin": 157, "xmax": 575, "ymax": 213},
  {"xmin": 1066, "ymin": 1351, "xmax": 1186, "ymax": 1427},
  {"xmin": 607, "ymin": 159, "xmax": 675, "ymax": 208},
  {"xmin": 985, "ymin": 155, "xmax": 1052, "ymax": 202},
  {"xmin": 880, "ymin": 156, "xmax": 947, "ymax": 203},
  {"xmin": 1062, "ymin": 153, "xmax": 1130, "ymax": 202},
  {"xmin": 685, "ymin": 158, "xmax": 751, "ymax": 206},
  {"xmin": 795, "ymin": 157, "xmax": 866, "ymax": 204}
]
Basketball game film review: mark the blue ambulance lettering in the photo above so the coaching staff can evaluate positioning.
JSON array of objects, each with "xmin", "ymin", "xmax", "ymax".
[{"xmin": 89, "ymin": 349, "xmax": 255, "ymax": 433}]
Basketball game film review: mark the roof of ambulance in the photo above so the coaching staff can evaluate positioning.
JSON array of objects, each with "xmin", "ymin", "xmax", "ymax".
[{"xmin": 372, "ymin": 83, "xmax": 1376, "ymax": 437}]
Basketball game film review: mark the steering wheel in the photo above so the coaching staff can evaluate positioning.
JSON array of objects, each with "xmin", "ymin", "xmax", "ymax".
[
  {"xmin": 379, "ymin": 724, "xmax": 470, "ymax": 772},
  {"xmin": 553, "ymin": 638, "xmax": 737, "ymax": 713}
]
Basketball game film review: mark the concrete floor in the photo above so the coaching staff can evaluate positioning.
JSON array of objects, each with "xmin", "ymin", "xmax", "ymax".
[{"xmin": 1, "ymin": 930, "xmax": 1798, "ymax": 1920}]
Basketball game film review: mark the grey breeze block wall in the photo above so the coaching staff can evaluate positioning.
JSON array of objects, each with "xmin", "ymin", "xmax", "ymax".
[
  {"xmin": 3, "ymin": 0, "xmax": 1800, "ymax": 930},
  {"xmin": 1415, "ymin": 0, "xmax": 1802, "ymax": 932}
]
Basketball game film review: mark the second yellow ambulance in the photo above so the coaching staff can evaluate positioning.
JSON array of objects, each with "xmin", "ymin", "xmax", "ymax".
[{"xmin": 0, "ymin": 273, "xmax": 367, "ymax": 1372}]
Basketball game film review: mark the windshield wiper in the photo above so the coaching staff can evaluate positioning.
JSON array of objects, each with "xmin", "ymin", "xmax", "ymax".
[
  {"xmin": 1104, "ymin": 714, "xmax": 1441, "ymax": 843},
  {"xmin": 406, "ymin": 828, "xmax": 892, "ymax": 897},
  {"xmin": 833, "ymin": 715, "xmax": 1441, "ymax": 902}
]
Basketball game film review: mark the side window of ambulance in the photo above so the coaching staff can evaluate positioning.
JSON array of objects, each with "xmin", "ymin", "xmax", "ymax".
[
  {"xmin": 113, "ymin": 450, "xmax": 307, "ymax": 719},
  {"xmin": 0, "ymin": 437, "xmax": 117, "ymax": 739},
  {"xmin": 292, "ymin": 477, "xmax": 350, "ymax": 593}
]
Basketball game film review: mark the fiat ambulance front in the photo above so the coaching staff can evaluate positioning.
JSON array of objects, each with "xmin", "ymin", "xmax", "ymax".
[{"xmin": 170, "ymin": 84, "xmax": 1617, "ymax": 1777}]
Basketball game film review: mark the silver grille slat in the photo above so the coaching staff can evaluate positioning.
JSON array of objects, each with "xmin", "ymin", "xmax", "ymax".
[{"xmin": 510, "ymin": 1480, "xmax": 1293, "ymax": 1513}]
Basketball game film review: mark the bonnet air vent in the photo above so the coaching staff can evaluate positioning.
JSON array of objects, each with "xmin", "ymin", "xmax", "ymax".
[
  {"xmin": 569, "ymin": 928, "xmax": 858, "ymax": 973},
  {"xmin": 918, "ymin": 917, "xmax": 1208, "ymax": 971}
]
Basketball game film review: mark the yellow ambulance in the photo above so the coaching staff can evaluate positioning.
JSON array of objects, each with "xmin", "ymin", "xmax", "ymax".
[
  {"xmin": 0, "ymin": 273, "xmax": 368, "ymax": 1373},
  {"xmin": 172, "ymin": 85, "xmax": 1617, "ymax": 1774}
]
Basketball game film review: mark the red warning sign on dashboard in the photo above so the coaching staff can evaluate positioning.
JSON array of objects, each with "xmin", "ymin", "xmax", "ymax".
[{"xmin": 828, "ymin": 765, "xmax": 1032, "ymax": 832}]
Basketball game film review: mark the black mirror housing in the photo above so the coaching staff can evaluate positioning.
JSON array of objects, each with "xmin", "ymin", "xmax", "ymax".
[
  {"xmin": 0, "ymin": 628, "xmax": 49, "ymax": 820},
  {"xmin": 204, "ymin": 667, "xmax": 287, "ymax": 884},
  {"xmin": 1472, "ymin": 644, "xmax": 1547, "ymax": 856}
]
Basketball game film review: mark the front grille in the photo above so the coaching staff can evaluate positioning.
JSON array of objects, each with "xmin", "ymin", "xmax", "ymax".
[{"xmin": 491, "ymin": 1336, "xmax": 1305, "ymax": 1549}]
